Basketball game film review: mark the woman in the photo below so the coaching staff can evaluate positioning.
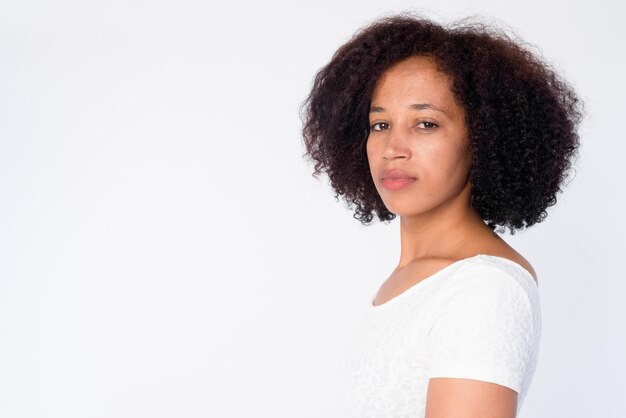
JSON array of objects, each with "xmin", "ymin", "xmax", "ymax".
[{"xmin": 301, "ymin": 13, "xmax": 583, "ymax": 418}]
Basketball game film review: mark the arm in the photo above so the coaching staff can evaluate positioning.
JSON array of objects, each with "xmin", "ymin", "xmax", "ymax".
[{"xmin": 425, "ymin": 377, "xmax": 517, "ymax": 418}]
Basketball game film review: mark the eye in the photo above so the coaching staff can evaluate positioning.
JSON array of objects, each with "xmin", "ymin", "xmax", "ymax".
[
  {"xmin": 418, "ymin": 121, "xmax": 438, "ymax": 130},
  {"xmin": 370, "ymin": 122, "xmax": 390, "ymax": 131}
]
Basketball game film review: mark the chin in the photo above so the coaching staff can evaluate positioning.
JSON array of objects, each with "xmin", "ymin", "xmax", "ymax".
[{"xmin": 381, "ymin": 197, "xmax": 439, "ymax": 218}]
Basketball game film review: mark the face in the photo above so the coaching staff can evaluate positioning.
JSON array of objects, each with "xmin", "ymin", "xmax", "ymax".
[{"xmin": 366, "ymin": 55, "xmax": 472, "ymax": 217}]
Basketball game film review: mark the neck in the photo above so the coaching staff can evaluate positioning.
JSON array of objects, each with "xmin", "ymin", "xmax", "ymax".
[{"xmin": 396, "ymin": 183, "xmax": 494, "ymax": 269}]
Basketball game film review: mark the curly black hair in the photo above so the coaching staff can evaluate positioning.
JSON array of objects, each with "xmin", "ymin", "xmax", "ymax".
[{"xmin": 300, "ymin": 12, "xmax": 584, "ymax": 234}]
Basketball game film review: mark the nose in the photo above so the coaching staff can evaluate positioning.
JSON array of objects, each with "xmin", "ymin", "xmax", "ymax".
[{"xmin": 382, "ymin": 127, "xmax": 410, "ymax": 160}]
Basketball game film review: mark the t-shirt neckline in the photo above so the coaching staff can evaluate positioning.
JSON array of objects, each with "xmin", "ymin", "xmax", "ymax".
[{"xmin": 370, "ymin": 253, "xmax": 538, "ymax": 309}]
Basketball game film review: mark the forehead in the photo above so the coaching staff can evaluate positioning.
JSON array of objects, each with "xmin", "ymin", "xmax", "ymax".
[{"xmin": 371, "ymin": 55, "xmax": 462, "ymax": 114}]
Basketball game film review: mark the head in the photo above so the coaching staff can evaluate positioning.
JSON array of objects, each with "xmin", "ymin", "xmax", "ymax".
[
  {"xmin": 366, "ymin": 54, "xmax": 472, "ymax": 219},
  {"xmin": 301, "ymin": 13, "xmax": 583, "ymax": 234}
]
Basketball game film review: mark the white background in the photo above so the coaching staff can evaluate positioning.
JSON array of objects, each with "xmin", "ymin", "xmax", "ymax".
[{"xmin": 1, "ymin": 1, "xmax": 624, "ymax": 417}]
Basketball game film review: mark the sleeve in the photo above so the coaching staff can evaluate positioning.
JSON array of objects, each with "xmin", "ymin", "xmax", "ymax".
[{"xmin": 424, "ymin": 263, "xmax": 535, "ymax": 394}]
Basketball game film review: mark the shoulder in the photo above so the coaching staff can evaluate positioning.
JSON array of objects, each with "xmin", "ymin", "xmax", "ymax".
[
  {"xmin": 443, "ymin": 255, "xmax": 539, "ymax": 303},
  {"xmin": 428, "ymin": 255, "xmax": 541, "ymax": 331},
  {"xmin": 487, "ymin": 251, "xmax": 538, "ymax": 284}
]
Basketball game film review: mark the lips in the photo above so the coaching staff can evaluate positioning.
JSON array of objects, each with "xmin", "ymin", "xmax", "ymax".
[
  {"xmin": 380, "ymin": 169, "xmax": 417, "ymax": 191},
  {"xmin": 381, "ymin": 168, "xmax": 417, "ymax": 180}
]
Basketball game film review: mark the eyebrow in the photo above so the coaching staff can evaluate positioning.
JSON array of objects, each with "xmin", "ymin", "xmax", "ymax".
[{"xmin": 369, "ymin": 103, "xmax": 447, "ymax": 115}]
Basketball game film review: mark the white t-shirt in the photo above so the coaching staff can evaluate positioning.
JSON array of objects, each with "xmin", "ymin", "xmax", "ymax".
[{"xmin": 336, "ymin": 254, "xmax": 542, "ymax": 418}]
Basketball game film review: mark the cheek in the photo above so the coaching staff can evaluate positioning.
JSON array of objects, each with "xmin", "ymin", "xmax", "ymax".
[
  {"xmin": 445, "ymin": 149, "xmax": 472, "ymax": 180},
  {"xmin": 425, "ymin": 145, "xmax": 469, "ymax": 179}
]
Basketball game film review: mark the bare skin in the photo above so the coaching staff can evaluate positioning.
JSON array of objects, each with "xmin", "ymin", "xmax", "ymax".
[{"xmin": 366, "ymin": 55, "xmax": 537, "ymax": 418}]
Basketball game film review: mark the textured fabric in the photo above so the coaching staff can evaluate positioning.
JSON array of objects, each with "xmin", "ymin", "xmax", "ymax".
[{"xmin": 336, "ymin": 254, "xmax": 542, "ymax": 418}]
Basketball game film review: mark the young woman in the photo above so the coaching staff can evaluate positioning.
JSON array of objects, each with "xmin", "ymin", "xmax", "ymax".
[{"xmin": 301, "ymin": 13, "xmax": 583, "ymax": 418}]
